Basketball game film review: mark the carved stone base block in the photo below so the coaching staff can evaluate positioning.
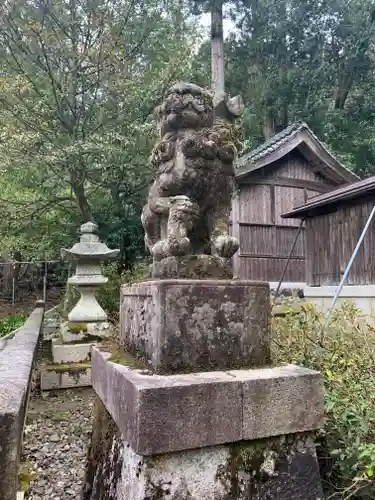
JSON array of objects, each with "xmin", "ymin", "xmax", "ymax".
[
  {"xmin": 151, "ymin": 254, "xmax": 233, "ymax": 279},
  {"xmin": 120, "ymin": 279, "xmax": 271, "ymax": 373}
]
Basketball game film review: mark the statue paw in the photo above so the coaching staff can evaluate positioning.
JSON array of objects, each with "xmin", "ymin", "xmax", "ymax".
[
  {"xmin": 152, "ymin": 236, "xmax": 191, "ymax": 261},
  {"xmin": 214, "ymin": 235, "xmax": 239, "ymax": 259},
  {"xmin": 168, "ymin": 236, "xmax": 191, "ymax": 256}
]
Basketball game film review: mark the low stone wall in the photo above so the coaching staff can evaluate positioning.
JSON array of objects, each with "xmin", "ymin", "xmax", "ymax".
[
  {"xmin": 0, "ymin": 303, "xmax": 45, "ymax": 500},
  {"xmin": 304, "ymin": 285, "xmax": 375, "ymax": 316}
]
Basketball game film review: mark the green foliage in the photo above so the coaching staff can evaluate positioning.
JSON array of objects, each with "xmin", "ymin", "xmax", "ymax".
[
  {"xmin": 98, "ymin": 262, "xmax": 149, "ymax": 322},
  {"xmin": 272, "ymin": 301, "xmax": 375, "ymax": 498},
  {"xmin": 188, "ymin": 0, "xmax": 375, "ymax": 177},
  {"xmin": 0, "ymin": 0, "xmax": 203, "ymax": 262},
  {"xmin": 0, "ymin": 314, "xmax": 27, "ymax": 337}
]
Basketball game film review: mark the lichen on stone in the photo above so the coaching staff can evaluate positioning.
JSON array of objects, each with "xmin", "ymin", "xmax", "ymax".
[
  {"xmin": 216, "ymin": 435, "xmax": 288, "ymax": 496},
  {"xmin": 67, "ymin": 322, "xmax": 88, "ymax": 334}
]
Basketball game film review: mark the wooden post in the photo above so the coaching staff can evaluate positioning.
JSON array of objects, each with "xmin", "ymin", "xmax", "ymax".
[{"xmin": 232, "ymin": 189, "xmax": 241, "ymax": 278}]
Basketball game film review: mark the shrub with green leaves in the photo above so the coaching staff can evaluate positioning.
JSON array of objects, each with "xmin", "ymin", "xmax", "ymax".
[
  {"xmin": 97, "ymin": 262, "xmax": 149, "ymax": 322},
  {"xmin": 0, "ymin": 314, "xmax": 27, "ymax": 337},
  {"xmin": 272, "ymin": 301, "xmax": 375, "ymax": 498}
]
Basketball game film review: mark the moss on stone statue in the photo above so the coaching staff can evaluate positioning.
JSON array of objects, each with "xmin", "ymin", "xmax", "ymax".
[
  {"xmin": 217, "ymin": 433, "xmax": 319, "ymax": 498},
  {"xmin": 67, "ymin": 322, "xmax": 88, "ymax": 333},
  {"xmin": 45, "ymin": 361, "xmax": 91, "ymax": 373},
  {"xmin": 108, "ymin": 345, "xmax": 148, "ymax": 371},
  {"xmin": 216, "ymin": 436, "xmax": 287, "ymax": 496},
  {"xmin": 61, "ymin": 334, "xmax": 103, "ymax": 345}
]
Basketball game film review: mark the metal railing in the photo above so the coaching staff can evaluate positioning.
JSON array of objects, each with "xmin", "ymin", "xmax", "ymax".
[{"xmin": 0, "ymin": 260, "xmax": 71, "ymax": 311}]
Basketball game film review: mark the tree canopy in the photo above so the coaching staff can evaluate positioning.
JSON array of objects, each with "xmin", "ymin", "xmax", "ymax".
[
  {"xmin": 0, "ymin": 0, "xmax": 201, "ymax": 264},
  {"xmin": 1, "ymin": 0, "xmax": 375, "ymax": 264}
]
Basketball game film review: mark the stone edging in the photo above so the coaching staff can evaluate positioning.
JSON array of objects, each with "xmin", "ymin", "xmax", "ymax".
[{"xmin": 0, "ymin": 305, "xmax": 45, "ymax": 500}]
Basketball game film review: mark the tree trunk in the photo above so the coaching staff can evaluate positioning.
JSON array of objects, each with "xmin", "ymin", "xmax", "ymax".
[
  {"xmin": 263, "ymin": 106, "xmax": 276, "ymax": 139},
  {"xmin": 72, "ymin": 182, "xmax": 93, "ymax": 222},
  {"xmin": 333, "ymin": 73, "xmax": 354, "ymax": 110},
  {"xmin": 174, "ymin": 0, "xmax": 184, "ymax": 39},
  {"xmin": 211, "ymin": 0, "xmax": 225, "ymax": 106}
]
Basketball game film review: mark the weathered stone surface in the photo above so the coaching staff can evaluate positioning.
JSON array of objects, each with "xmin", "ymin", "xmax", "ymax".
[
  {"xmin": 231, "ymin": 364, "xmax": 325, "ymax": 440},
  {"xmin": 82, "ymin": 396, "xmax": 123, "ymax": 500},
  {"xmin": 151, "ymin": 254, "xmax": 233, "ymax": 279},
  {"xmin": 92, "ymin": 348, "xmax": 242, "ymax": 455},
  {"xmin": 120, "ymin": 279, "xmax": 271, "ymax": 373},
  {"xmin": 92, "ymin": 348, "xmax": 324, "ymax": 456},
  {"xmin": 61, "ymin": 321, "xmax": 112, "ymax": 343},
  {"xmin": 52, "ymin": 340, "xmax": 92, "ymax": 363},
  {"xmin": 40, "ymin": 364, "xmax": 92, "ymax": 390},
  {"xmin": 217, "ymin": 433, "xmax": 323, "ymax": 500},
  {"xmin": 86, "ymin": 428, "xmax": 323, "ymax": 500},
  {"xmin": 0, "ymin": 306, "xmax": 44, "ymax": 500}
]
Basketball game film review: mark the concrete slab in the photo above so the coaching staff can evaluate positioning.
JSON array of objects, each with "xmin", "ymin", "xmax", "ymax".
[
  {"xmin": 52, "ymin": 340, "xmax": 92, "ymax": 363},
  {"xmin": 40, "ymin": 364, "xmax": 92, "ymax": 390}
]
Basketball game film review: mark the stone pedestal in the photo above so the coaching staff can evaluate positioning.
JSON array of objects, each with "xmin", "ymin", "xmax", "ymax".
[
  {"xmin": 120, "ymin": 280, "xmax": 271, "ymax": 373},
  {"xmin": 83, "ymin": 278, "xmax": 326, "ymax": 500},
  {"xmin": 84, "ymin": 347, "xmax": 324, "ymax": 500}
]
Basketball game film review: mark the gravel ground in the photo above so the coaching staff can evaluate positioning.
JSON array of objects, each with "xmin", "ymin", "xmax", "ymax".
[{"xmin": 23, "ymin": 388, "xmax": 95, "ymax": 500}]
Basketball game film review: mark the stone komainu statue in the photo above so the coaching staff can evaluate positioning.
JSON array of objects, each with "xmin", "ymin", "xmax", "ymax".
[{"xmin": 141, "ymin": 82, "xmax": 240, "ymax": 275}]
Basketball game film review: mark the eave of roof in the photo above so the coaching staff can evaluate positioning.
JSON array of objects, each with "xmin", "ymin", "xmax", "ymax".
[
  {"xmin": 235, "ymin": 121, "xmax": 359, "ymax": 184},
  {"xmin": 282, "ymin": 174, "xmax": 375, "ymax": 218}
]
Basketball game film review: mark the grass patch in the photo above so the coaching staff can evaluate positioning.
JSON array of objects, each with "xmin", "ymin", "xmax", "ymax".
[
  {"xmin": 51, "ymin": 411, "xmax": 69, "ymax": 421},
  {"xmin": 0, "ymin": 314, "xmax": 26, "ymax": 337}
]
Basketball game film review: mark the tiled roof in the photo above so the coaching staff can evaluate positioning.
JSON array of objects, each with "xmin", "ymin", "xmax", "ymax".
[
  {"xmin": 236, "ymin": 121, "xmax": 307, "ymax": 169},
  {"xmin": 235, "ymin": 121, "xmax": 358, "ymax": 185}
]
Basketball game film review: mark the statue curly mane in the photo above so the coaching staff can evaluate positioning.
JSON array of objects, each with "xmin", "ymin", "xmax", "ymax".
[{"xmin": 141, "ymin": 82, "xmax": 242, "ymax": 277}]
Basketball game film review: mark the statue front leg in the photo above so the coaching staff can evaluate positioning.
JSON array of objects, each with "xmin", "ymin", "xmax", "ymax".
[
  {"xmin": 141, "ymin": 196, "xmax": 172, "ymax": 255},
  {"xmin": 141, "ymin": 204, "xmax": 160, "ymax": 253},
  {"xmin": 208, "ymin": 204, "xmax": 239, "ymax": 259},
  {"xmin": 152, "ymin": 196, "xmax": 199, "ymax": 261}
]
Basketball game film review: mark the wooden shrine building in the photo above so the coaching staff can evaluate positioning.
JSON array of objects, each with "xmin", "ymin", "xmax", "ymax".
[
  {"xmin": 282, "ymin": 175, "xmax": 375, "ymax": 314},
  {"xmin": 232, "ymin": 121, "xmax": 358, "ymax": 283}
]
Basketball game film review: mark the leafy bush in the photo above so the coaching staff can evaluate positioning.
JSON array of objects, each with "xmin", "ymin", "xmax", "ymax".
[
  {"xmin": 272, "ymin": 301, "xmax": 375, "ymax": 499},
  {"xmin": 0, "ymin": 314, "xmax": 27, "ymax": 337},
  {"xmin": 98, "ymin": 262, "xmax": 149, "ymax": 322}
]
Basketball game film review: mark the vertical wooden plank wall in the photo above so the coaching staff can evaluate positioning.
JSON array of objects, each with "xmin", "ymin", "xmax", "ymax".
[
  {"xmin": 306, "ymin": 199, "xmax": 375, "ymax": 286},
  {"xmin": 236, "ymin": 151, "xmax": 336, "ymax": 282}
]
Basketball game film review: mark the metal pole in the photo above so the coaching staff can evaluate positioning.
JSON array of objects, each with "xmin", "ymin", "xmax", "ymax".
[
  {"xmin": 43, "ymin": 261, "xmax": 47, "ymax": 303},
  {"xmin": 322, "ymin": 205, "xmax": 375, "ymax": 330},
  {"xmin": 274, "ymin": 218, "xmax": 305, "ymax": 299},
  {"xmin": 12, "ymin": 276, "xmax": 15, "ymax": 307}
]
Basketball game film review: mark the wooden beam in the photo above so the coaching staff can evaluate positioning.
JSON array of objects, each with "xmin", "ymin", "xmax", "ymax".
[
  {"xmin": 239, "ymin": 222, "xmax": 305, "ymax": 229},
  {"xmin": 270, "ymin": 185, "xmax": 275, "ymax": 224},
  {"xmin": 240, "ymin": 254, "xmax": 305, "ymax": 260},
  {"xmin": 237, "ymin": 176, "xmax": 332, "ymax": 193}
]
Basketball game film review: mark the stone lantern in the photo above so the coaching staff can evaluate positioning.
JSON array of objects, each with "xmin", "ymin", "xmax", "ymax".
[{"xmin": 61, "ymin": 221, "xmax": 119, "ymax": 323}]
